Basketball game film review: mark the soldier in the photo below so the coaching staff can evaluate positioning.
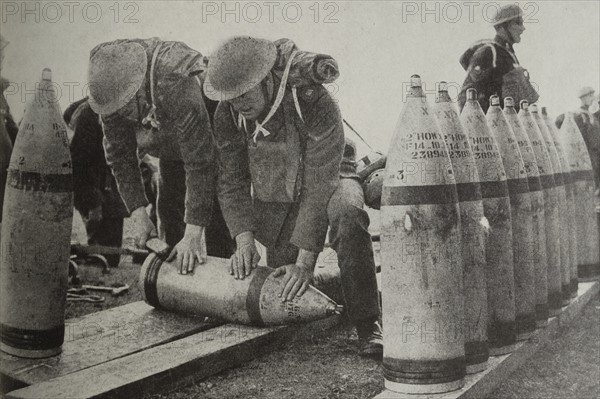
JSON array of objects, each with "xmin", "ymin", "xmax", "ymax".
[
  {"xmin": 458, "ymin": 4, "xmax": 538, "ymax": 113},
  {"xmin": 206, "ymin": 36, "xmax": 382, "ymax": 356},
  {"xmin": 87, "ymin": 38, "xmax": 234, "ymax": 273},
  {"xmin": 0, "ymin": 34, "xmax": 18, "ymax": 145},
  {"xmin": 64, "ymin": 97, "xmax": 129, "ymax": 268},
  {"xmin": 1, "ymin": 34, "xmax": 16, "ymax": 232}
]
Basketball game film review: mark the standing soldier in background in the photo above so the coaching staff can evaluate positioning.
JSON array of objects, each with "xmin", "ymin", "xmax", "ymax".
[
  {"xmin": 87, "ymin": 38, "xmax": 234, "ymax": 274},
  {"xmin": 458, "ymin": 4, "xmax": 538, "ymax": 113},
  {"xmin": 0, "ymin": 35, "xmax": 18, "ymax": 145},
  {"xmin": 206, "ymin": 36, "xmax": 382, "ymax": 356},
  {"xmin": 1, "ymin": 34, "xmax": 16, "ymax": 234},
  {"xmin": 64, "ymin": 98, "xmax": 129, "ymax": 268}
]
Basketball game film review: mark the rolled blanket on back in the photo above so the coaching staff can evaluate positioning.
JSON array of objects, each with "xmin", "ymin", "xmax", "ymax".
[{"xmin": 273, "ymin": 38, "xmax": 339, "ymax": 87}]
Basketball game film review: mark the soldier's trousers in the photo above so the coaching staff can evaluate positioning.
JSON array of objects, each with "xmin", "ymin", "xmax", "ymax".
[
  {"xmin": 86, "ymin": 218, "xmax": 123, "ymax": 268},
  {"xmin": 157, "ymin": 159, "xmax": 235, "ymax": 258},
  {"xmin": 266, "ymin": 178, "xmax": 381, "ymax": 325}
]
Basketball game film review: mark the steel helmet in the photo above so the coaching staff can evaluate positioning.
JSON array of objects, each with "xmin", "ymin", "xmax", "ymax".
[
  {"xmin": 491, "ymin": 4, "xmax": 524, "ymax": 26},
  {"xmin": 577, "ymin": 86, "xmax": 595, "ymax": 99},
  {"xmin": 204, "ymin": 36, "xmax": 277, "ymax": 101},
  {"xmin": 87, "ymin": 42, "xmax": 147, "ymax": 115},
  {"xmin": 363, "ymin": 168, "xmax": 385, "ymax": 210}
]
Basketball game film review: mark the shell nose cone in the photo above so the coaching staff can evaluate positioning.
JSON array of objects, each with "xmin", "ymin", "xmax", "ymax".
[
  {"xmin": 327, "ymin": 304, "xmax": 344, "ymax": 316},
  {"xmin": 42, "ymin": 68, "xmax": 52, "ymax": 81}
]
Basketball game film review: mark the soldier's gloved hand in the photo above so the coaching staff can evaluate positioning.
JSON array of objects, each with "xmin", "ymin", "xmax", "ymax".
[
  {"xmin": 168, "ymin": 225, "xmax": 207, "ymax": 275},
  {"xmin": 273, "ymin": 249, "xmax": 317, "ymax": 302},
  {"xmin": 87, "ymin": 206, "xmax": 103, "ymax": 222},
  {"xmin": 131, "ymin": 206, "xmax": 156, "ymax": 249},
  {"xmin": 230, "ymin": 231, "xmax": 260, "ymax": 280}
]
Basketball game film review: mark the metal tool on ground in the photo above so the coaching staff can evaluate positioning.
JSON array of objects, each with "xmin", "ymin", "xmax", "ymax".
[
  {"xmin": 0, "ymin": 69, "xmax": 73, "ymax": 359},
  {"xmin": 140, "ymin": 254, "xmax": 342, "ymax": 326},
  {"xmin": 487, "ymin": 95, "xmax": 536, "ymax": 341},
  {"xmin": 435, "ymin": 82, "xmax": 489, "ymax": 374},
  {"xmin": 462, "ymin": 88, "xmax": 516, "ymax": 356},
  {"xmin": 381, "ymin": 75, "xmax": 465, "ymax": 394},
  {"xmin": 66, "ymin": 292, "xmax": 105, "ymax": 303},
  {"xmin": 519, "ymin": 102, "xmax": 562, "ymax": 317},
  {"xmin": 503, "ymin": 98, "xmax": 549, "ymax": 328},
  {"xmin": 71, "ymin": 238, "xmax": 169, "ymax": 258},
  {"xmin": 82, "ymin": 284, "xmax": 129, "ymax": 297}
]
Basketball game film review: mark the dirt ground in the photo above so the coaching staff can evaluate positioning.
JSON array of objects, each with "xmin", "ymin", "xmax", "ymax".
[{"xmin": 68, "ymin": 213, "xmax": 599, "ymax": 399}]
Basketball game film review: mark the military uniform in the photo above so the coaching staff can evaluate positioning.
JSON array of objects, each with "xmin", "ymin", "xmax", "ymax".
[
  {"xmin": 214, "ymin": 78, "xmax": 380, "ymax": 324},
  {"xmin": 93, "ymin": 38, "xmax": 233, "ymax": 256},
  {"xmin": 458, "ymin": 35, "xmax": 537, "ymax": 113},
  {"xmin": 65, "ymin": 98, "xmax": 128, "ymax": 267}
]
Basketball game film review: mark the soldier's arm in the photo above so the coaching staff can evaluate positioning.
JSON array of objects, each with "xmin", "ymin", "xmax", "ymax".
[
  {"xmin": 167, "ymin": 77, "xmax": 215, "ymax": 227},
  {"xmin": 213, "ymin": 101, "xmax": 255, "ymax": 238},
  {"xmin": 467, "ymin": 46, "xmax": 498, "ymax": 109},
  {"xmin": 290, "ymin": 86, "xmax": 344, "ymax": 253},
  {"xmin": 101, "ymin": 113, "xmax": 149, "ymax": 214}
]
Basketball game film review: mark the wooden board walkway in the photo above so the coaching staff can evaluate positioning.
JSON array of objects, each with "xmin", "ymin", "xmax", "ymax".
[
  {"xmin": 4, "ymin": 315, "xmax": 341, "ymax": 399},
  {"xmin": 0, "ymin": 302, "xmax": 219, "ymax": 392}
]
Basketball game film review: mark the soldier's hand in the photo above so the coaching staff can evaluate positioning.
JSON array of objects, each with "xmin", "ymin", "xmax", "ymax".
[
  {"xmin": 230, "ymin": 231, "xmax": 260, "ymax": 280},
  {"xmin": 273, "ymin": 263, "xmax": 313, "ymax": 302},
  {"xmin": 167, "ymin": 225, "xmax": 206, "ymax": 275},
  {"xmin": 131, "ymin": 206, "xmax": 156, "ymax": 248},
  {"xmin": 87, "ymin": 206, "xmax": 103, "ymax": 222}
]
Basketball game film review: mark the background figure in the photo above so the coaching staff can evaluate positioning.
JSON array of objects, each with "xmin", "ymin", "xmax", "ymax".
[
  {"xmin": 458, "ymin": 4, "xmax": 537, "ymax": 113},
  {"xmin": 556, "ymin": 87, "xmax": 600, "ymax": 188},
  {"xmin": 1, "ymin": 34, "xmax": 16, "ymax": 232},
  {"xmin": 64, "ymin": 98, "xmax": 129, "ymax": 268}
]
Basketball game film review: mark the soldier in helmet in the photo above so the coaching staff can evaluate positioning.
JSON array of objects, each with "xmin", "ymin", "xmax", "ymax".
[
  {"xmin": 87, "ymin": 38, "xmax": 234, "ymax": 273},
  {"xmin": 206, "ymin": 36, "xmax": 382, "ymax": 357},
  {"xmin": 458, "ymin": 4, "xmax": 538, "ymax": 113}
]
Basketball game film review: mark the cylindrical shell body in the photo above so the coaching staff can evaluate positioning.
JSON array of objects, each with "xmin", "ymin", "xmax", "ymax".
[
  {"xmin": 558, "ymin": 113, "xmax": 597, "ymax": 296},
  {"xmin": 0, "ymin": 71, "xmax": 73, "ymax": 358},
  {"xmin": 504, "ymin": 106, "xmax": 548, "ymax": 327},
  {"xmin": 544, "ymin": 112, "xmax": 577, "ymax": 300},
  {"xmin": 486, "ymin": 103, "xmax": 536, "ymax": 340},
  {"xmin": 140, "ymin": 254, "xmax": 339, "ymax": 325},
  {"xmin": 525, "ymin": 108, "xmax": 562, "ymax": 316},
  {"xmin": 461, "ymin": 98, "xmax": 516, "ymax": 355},
  {"xmin": 435, "ymin": 93, "xmax": 488, "ymax": 374},
  {"xmin": 535, "ymin": 110, "xmax": 570, "ymax": 306},
  {"xmin": 381, "ymin": 82, "xmax": 465, "ymax": 394}
]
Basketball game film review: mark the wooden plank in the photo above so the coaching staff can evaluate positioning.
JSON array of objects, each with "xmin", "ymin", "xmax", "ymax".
[
  {"xmin": 373, "ymin": 281, "xmax": 599, "ymax": 399},
  {"xmin": 6, "ymin": 315, "xmax": 342, "ymax": 399},
  {"xmin": 1, "ymin": 302, "xmax": 218, "ymax": 387}
]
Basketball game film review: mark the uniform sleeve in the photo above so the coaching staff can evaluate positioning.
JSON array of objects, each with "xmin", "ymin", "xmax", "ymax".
[
  {"xmin": 465, "ymin": 46, "xmax": 498, "ymax": 112},
  {"xmin": 70, "ymin": 108, "xmax": 103, "ymax": 215},
  {"xmin": 213, "ymin": 102, "xmax": 255, "ymax": 238},
  {"xmin": 165, "ymin": 77, "xmax": 216, "ymax": 227},
  {"xmin": 290, "ymin": 86, "xmax": 344, "ymax": 252},
  {"xmin": 101, "ymin": 113, "xmax": 149, "ymax": 215}
]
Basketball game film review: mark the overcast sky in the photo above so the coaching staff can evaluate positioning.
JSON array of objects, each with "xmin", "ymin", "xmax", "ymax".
[{"xmin": 2, "ymin": 1, "xmax": 599, "ymax": 155}]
